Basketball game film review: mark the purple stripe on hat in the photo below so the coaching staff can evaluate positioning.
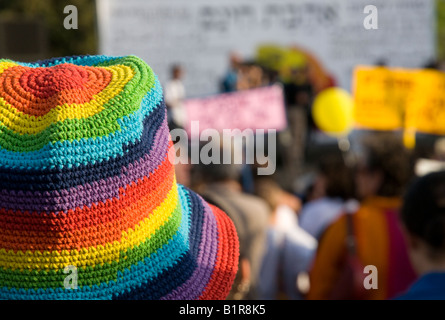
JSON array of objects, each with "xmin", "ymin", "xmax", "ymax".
[
  {"xmin": 0, "ymin": 118, "xmax": 170, "ymax": 213},
  {"xmin": 160, "ymin": 196, "xmax": 219, "ymax": 300}
]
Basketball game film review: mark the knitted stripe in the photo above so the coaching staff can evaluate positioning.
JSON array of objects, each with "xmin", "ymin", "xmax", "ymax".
[
  {"xmin": 0, "ymin": 186, "xmax": 191, "ymax": 299},
  {"xmin": 199, "ymin": 204, "xmax": 239, "ymax": 300},
  {"xmin": 0, "ymin": 81, "xmax": 163, "ymax": 168},
  {"xmin": 0, "ymin": 56, "xmax": 154, "ymax": 152},
  {"xmin": 0, "ymin": 102, "xmax": 167, "ymax": 191},
  {"xmin": 112, "ymin": 187, "xmax": 206, "ymax": 300},
  {"xmin": 28, "ymin": 55, "xmax": 120, "ymax": 68},
  {"xmin": 0, "ymin": 182, "xmax": 179, "ymax": 271},
  {"xmin": 0, "ymin": 199, "xmax": 182, "ymax": 290},
  {"xmin": 0, "ymin": 64, "xmax": 115, "ymax": 118},
  {"xmin": 0, "ymin": 137, "xmax": 171, "ymax": 213},
  {"xmin": 0, "ymin": 114, "xmax": 170, "ymax": 214},
  {"xmin": 0, "ymin": 55, "xmax": 238, "ymax": 300},
  {"xmin": 0, "ymin": 161, "xmax": 175, "ymax": 252},
  {"xmin": 160, "ymin": 196, "xmax": 218, "ymax": 300}
]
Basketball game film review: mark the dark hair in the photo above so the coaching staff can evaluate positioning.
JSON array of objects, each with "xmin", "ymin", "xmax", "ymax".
[
  {"xmin": 401, "ymin": 171, "xmax": 445, "ymax": 251},
  {"xmin": 171, "ymin": 64, "xmax": 182, "ymax": 75},
  {"xmin": 195, "ymin": 145, "xmax": 243, "ymax": 184},
  {"xmin": 254, "ymin": 177, "xmax": 282, "ymax": 211},
  {"xmin": 318, "ymin": 153, "xmax": 354, "ymax": 200},
  {"xmin": 198, "ymin": 162, "xmax": 243, "ymax": 184},
  {"xmin": 361, "ymin": 134, "xmax": 412, "ymax": 197}
]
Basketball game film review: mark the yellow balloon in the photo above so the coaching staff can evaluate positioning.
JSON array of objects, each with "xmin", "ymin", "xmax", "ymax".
[{"xmin": 312, "ymin": 87, "xmax": 354, "ymax": 136}]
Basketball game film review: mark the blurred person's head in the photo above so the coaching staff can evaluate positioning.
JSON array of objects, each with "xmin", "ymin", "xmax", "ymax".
[
  {"xmin": 401, "ymin": 171, "xmax": 445, "ymax": 274},
  {"xmin": 236, "ymin": 62, "xmax": 264, "ymax": 90},
  {"xmin": 255, "ymin": 177, "xmax": 301, "ymax": 213},
  {"xmin": 423, "ymin": 59, "xmax": 440, "ymax": 70},
  {"xmin": 313, "ymin": 153, "xmax": 355, "ymax": 201},
  {"xmin": 262, "ymin": 67, "xmax": 279, "ymax": 85},
  {"xmin": 229, "ymin": 52, "xmax": 242, "ymax": 70},
  {"xmin": 171, "ymin": 64, "xmax": 183, "ymax": 80},
  {"xmin": 289, "ymin": 65, "xmax": 309, "ymax": 84},
  {"xmin": 355, "ymin": 134, "xmax": 412, "ymax": 200},
  {"xmin": 254, "ymin": 177, "xmax": 281, "ymax": 211},
  {"xmin": 199, "ymin": 161, "xmax": 243, "ymax": 185},
  {"xmin": 195, "ymin": 142, "xmax": 244, "ymax": 186},
  {"xmin": 435, "ymin": 138, "xmax": 445, "ymax": 160},
  {"xmin": 246, "ymin": 65, "xmax": 263, "ymax": 89},
  {"xmin": 375, "ymin": 59, "xmax": 387, "ymax": 67}
]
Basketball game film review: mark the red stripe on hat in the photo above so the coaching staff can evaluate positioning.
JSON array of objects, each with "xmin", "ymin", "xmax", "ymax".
[
  {"xmin": 0, "ymin": 64, "xmax": 112, "ymax": 116},
  {"xmin": 199, "ymin": 204, "xmax": 239, "ymax": 300},
  {"xmin": 0, "ymin": 158, "xmax": 174, "ymax": 252}
]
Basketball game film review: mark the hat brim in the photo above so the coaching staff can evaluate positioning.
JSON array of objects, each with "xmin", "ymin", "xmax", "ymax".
[
  {"xmin": 113, "ymin": 185, "xmax": 239, "ymax": 300},
  {"xmin": 164, "ymin": 186, "xmax": 239, "ymax": 300}
]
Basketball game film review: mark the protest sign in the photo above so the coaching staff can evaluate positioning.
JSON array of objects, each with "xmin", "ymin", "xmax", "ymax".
[
  {"xmin": 352, "ymin": 66, "xmax": 417, "ymax": 131},
  {"xmin": 184, "ymin": 85, "xmax": 287, "ymax": 137},
  {"xmin": 353, "ymin": 66, "xmax": 445, "ymax": 136},
  {"xmin": 405, "ymin": 70, "xmax": 445, "ymax": 135}
]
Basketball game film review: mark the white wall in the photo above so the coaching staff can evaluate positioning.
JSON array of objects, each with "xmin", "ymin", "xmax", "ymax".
[{"xmin": 97, "ymin": 0, "xmax": 436, "ymax": 97}]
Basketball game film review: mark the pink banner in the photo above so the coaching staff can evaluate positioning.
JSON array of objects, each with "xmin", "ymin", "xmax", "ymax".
[{"xmin": 184, "ymin": 85, "xmax": 287, "ymax": 136}]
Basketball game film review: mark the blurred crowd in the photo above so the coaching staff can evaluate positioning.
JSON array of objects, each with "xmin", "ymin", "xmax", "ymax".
[
  {"xmin": 2, "ymin": 0, "xmax": 445, "ymax": 302},
  {"xmin": 164, "ymin": 52, "xmax": 445, "ymax": 300}
]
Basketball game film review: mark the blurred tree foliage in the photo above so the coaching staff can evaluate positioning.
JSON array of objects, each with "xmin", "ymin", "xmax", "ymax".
[{"xmin": 0, "ymin": 0, "xmax": 97, "ymax": 57}]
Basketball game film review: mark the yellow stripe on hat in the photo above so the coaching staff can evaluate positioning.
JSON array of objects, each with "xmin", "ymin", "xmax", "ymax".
[
  {"xmin": 0, "ymin": 182, "xmax": 179, "ymax": 271},
  {"xmin": 0, "ymin": 61, "xmax": 17, "ymax": 75}
]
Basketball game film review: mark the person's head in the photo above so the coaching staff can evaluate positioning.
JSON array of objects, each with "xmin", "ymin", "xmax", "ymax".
[
  {"xmin": 401, "ymin": 171, "xmax": 445, "ymax": 274},
  {"xmin": 423, "ymin": 59, "xmax": 440, "ymax": 70},
  {"xmin": 195, "ymin": 142, "xmax": 243, "ymax": 185},
  {"xmin": 229, "ymin": 52, "xmax": 242, "ymax": 70},
  {"xmin": 254, "ymin": 177, "xmax": 301, "ymax": 213},
  {"xmin": 355, "ymin": 134, "xmax": 412, "ymax": 200},
  {"xmin": 199, "ymin": 162, "xmax": 243, "ymax": 185},
  {"xmin": 290, "ymin": 65, "xmax": 309, "ymax": 84},
  {"xmin": 313, "ymin": 153, "xmax": 354, "ymax": 201},
  {"xmin": 435, "ymin": 138, "xmax": 445, "ymax": 160},
  {"xmin": 171, "ymin": 64, "xmax": 183, "ymax": 80}
]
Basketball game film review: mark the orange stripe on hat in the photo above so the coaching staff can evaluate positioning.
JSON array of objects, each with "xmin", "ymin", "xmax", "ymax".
[{"xmin": 0, "ymin": 159, "xmax": 175, "ymax": 252}]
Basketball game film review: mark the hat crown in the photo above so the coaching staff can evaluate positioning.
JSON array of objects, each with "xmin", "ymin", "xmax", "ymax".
[
  {"xmin": 1, "ymin": 63, "xmax": 112, "ymax": 116},
  {"xmin": 22, "ymin": 64, "xmax": 89, "ymax": 94}
]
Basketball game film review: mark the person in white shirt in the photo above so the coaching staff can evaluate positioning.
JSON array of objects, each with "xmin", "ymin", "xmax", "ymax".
[
  {"xmin": 164, "ymin": 64, "xmax": 186, "ymax": 127},
  {"xmin": 255, "ymin": 178, "xmax": 317, "ymax": 300}
]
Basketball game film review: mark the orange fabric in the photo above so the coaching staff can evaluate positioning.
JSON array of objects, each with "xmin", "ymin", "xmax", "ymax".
[{"xmin": 307, "ymin": 197, "xmax": 408, "ymax": 300}]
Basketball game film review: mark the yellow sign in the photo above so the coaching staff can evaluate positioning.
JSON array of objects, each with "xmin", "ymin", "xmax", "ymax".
[
  {"xmin": 405, "ymin": 70, "xmax": 445, "ymax": 135},
  {"xmin": 353, "ymin": 66, "xmax": 417, "ymax": 131},
  {"xmin": 353, "ymin": 66, "xmax": 445, "ymax": 136}
]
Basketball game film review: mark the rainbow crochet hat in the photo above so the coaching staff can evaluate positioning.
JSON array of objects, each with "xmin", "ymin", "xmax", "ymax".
[{"xmin": 0, "ymin": 55, "xmax": 239, "ymax": 300}]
